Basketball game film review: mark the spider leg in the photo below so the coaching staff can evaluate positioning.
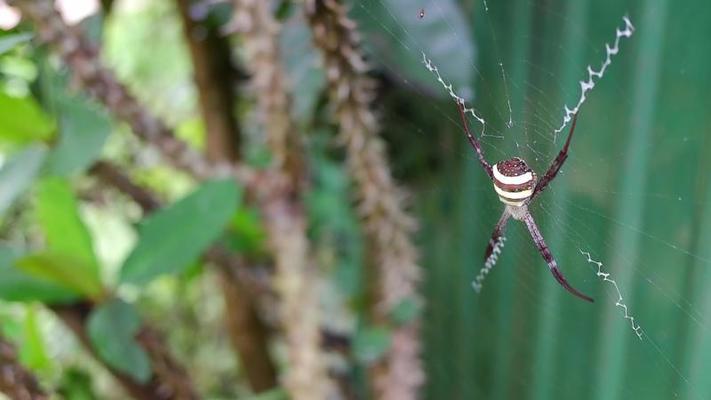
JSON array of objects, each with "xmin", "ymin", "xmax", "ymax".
[
  {"xmin": 532, "ymin": 113, "xmax": 579, "ymax": 198},
  {"xmin": 484, "ymin": 210, "xmax": 510, "ymax": 263},
  {"xmin": 472, "ymin": 210, "xmax": 511, "ymax": 293},
  {"xmin": 522, "ymin": 211, "xmax": 594, "ymax": 303},
  {"xmin": 456, "ymin": 101, "xmax": 493, "ymax": 179}
]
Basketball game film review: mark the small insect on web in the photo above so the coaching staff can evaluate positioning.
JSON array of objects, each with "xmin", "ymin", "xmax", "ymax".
[{"xmin": 423, "ymin": 16, "xmax": 635, "ymax": 303}]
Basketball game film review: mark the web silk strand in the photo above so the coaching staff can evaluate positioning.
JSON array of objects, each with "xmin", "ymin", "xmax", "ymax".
[
  {"xmin": 580, "ymin": 249, "xmax": 643, "ymax": 340},
  {"xmin": 472, "ymin": 236, "xmax": 506, "ymax": 292},
  {"xmin": 553, "ymin": 16, "xmax": 635, "ymax": 141},
  {"xmin": 422, "ymin": 53, "xmax": 488, "ymax": 136}
]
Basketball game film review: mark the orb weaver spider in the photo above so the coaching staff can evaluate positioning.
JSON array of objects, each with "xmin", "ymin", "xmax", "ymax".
[{"xmin": 459, "ymin": 101, "xmax": 593, "ymax": 303}]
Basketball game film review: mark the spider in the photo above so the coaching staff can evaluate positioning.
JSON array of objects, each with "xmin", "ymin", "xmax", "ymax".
[{"xmin": 457, "ymin": 101, "xmax": 594, "ymax": 303}]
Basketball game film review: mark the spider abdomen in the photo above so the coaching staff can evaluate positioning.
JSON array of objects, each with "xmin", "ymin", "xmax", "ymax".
[{"xmin": 493, "ymin": 157, "xmax": 536, "ymax": 206}]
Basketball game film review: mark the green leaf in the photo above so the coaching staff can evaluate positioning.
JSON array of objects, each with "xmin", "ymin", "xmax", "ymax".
[
  {"xmin": 351, "ymin": 0, "xmax": 475, "ymax": 99},
  {"xmin": 120, "ymin": 179, "xmax": 241, "ymax": 284},
  {"xmin": 36, "ymin": 59, "xmax": 111, "ymax": 177},
  {"xmin": 19, "ymin": 306, "xmax": 51, "ymax": 371},
  {"xmin": 0, "ymin": 92, "xmax": 55, "ymax": 145},
  {"xmin": 0, "ymin": 33, "xmax": 33, "ymax": 55},
  {"xmin": 0, "ymin": 146, "xmax": 46, "ymax": 215},
  {"xmin": 87, "ymin": 299, "xmax": 152, "ymax": 383},
  {"xmin": 353, "ymin": 326, "xmax": 392, "ymax": 365},
  {"xmin": 0, "ymin": 245, "xmax": 77, "ymax": 303},
  {"xmin": 45, "ymin": 94, "xmax": 110, "ymax": 177},
  {"xmin": 14, "ymin": 252, "xmax": 103, "ymax": 299},
  {"xmin": 35, "ymin": 177, "xmax": 101, "ymax": 279}
]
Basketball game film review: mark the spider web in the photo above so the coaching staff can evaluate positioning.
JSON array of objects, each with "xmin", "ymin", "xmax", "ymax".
[{"xmin": 343, "ymin": 0, "xmax": 711, "ymax": 399}]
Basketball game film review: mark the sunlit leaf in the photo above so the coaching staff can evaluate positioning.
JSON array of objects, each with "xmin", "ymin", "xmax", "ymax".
[
  {"xmin": 0, "ymin": 92, "xmax": 55, "ymax": 145},
  {"xmin": 175, "ymin": 117, "xmax": 205, "ymax": 151},
  {"xmin": 35, "ymin": 177, "xmax": 101, "ymax": 279},
  {"xmin": 119, "ymin": 179, "xmax": 241, "ymax": 284},
  {"xmin": 14, "ymin": 252, "xmax": 103, "ymax": 299},
  {"xmin": 87, "ymin": 299, "xmax": 152, "ymax": 383},
  {"xmin": 19, "ymin": 306, "xmax": 51, "ymax": 371},
  {"xmin": 0, "ymin": 146, "xmax": 46, "ymax": 215},
  {"xmin": 0, "ymin": 245, "xmax": 77, "ymax": 303}
]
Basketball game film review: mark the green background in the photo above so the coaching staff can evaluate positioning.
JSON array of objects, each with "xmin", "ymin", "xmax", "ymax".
[{"xmin": 363, "ymin": 0, "xmax": 711, "ymax": 399}]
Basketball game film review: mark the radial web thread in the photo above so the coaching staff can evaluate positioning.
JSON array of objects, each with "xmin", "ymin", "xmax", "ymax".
[{"xmin": 422, "ymin": 53, "xmax": 488, "ymax": 136}]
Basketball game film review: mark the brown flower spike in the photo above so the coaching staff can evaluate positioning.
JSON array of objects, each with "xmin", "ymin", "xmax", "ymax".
[{"xmin": 305, "ymin": 1, "xmax": 424, "ymax": 399}]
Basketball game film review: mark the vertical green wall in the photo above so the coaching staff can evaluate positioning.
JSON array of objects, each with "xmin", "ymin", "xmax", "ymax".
[{"xmin": 419, "ymin": 0, "xmax": 711, "ymax": 399}]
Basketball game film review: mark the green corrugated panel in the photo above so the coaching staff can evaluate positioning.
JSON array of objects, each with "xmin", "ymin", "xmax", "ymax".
[
  {"xmin": 489, "ymin": 1, "xmax": 534, "ymax": 399},
  {"xmin": 416, "ymin": 0, "xmax": 711, "ymax": 399},
  {"xmin": 682, "ymin": 160, "xmax": 711, "ymax": 398},
  {"xmin": 673, "ymin": 1, "xmax": 711, "ymax": 398},
  {"xmin": 531, "ymin": 1, "xmax": 589, "ymax": 399},
  {"xmin": 592, "ymin": 2, "xmax": 669, "ymax": 400}
]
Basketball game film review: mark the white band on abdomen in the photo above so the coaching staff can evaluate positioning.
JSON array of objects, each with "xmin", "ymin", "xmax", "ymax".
[
  {"xmin": 494, "ymin": 185, "xmax": 533, "ymax": 200},
  {"xmin": 498, "ymin": 196, "xmax": 526, "ymax": 206},
  {"xmin": 493, "ymin": 164, "xmax": 533, "ymax": 185}
]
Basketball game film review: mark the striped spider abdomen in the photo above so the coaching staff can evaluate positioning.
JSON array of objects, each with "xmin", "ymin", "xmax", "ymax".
[{"xmin": 492, "ymin": 157, "xmax": 537, "ymax": 207}]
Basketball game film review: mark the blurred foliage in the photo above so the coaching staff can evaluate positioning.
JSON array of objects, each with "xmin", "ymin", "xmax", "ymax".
[
  {"xmin": 0, "ymin": 0, "xmax": 709, "ymax": 399},
  {"xmin": 38, "ymin": 61, "xmax": 111, "ymax": 178},
  {"xmin": 0, "ymin": 146, "xmax": 45, "ymax": 216},
  {"xmin": 0, "ymin": 91, "xmax": 54, "ymax": 145},
  {"xmin": 119, "ymin": 179, "xmax": 240, "ymax": 285},
  {"xmin": 87, "ymin": 299, "xmax": 151, "ymax": 382}
]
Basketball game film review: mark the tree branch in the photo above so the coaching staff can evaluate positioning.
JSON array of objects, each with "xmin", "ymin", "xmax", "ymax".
[
  {"xmin": 175, "ymin": 0, "xmax": 240, "ymax": 162},
  {"xmin": 89, "ymin": 161, "xmax": 161, "ymax": 212}
]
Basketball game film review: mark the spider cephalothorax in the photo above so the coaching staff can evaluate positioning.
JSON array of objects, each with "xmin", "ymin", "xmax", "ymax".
[{"xmin": 457, "ymin": 101, "xmax": 593, "ymax": 303}]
